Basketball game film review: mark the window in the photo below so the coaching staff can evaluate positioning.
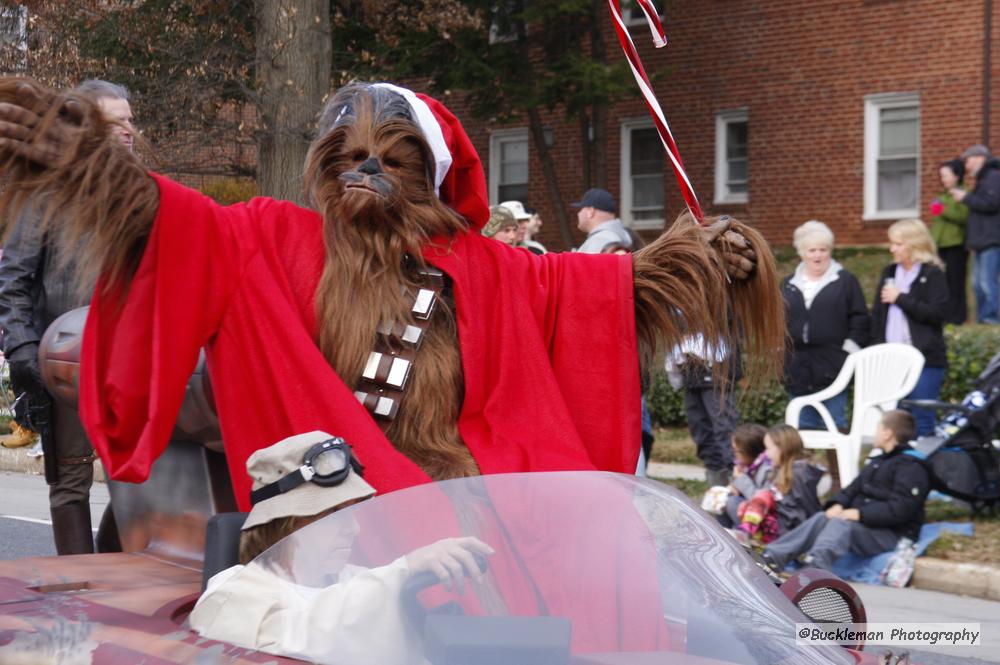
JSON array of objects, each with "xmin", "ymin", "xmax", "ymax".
[
  {"xmin": 620, "ymin": 119, "xmax": 664, "ymax": 229},
  {"xmin": 489, "ymin": 129, "xmax": 529, "ymax": 205},
  {"xmin": 488, "ymin": 1, "xmax": 517, "ymax": 44},
  {"xmin": 864, "ymin": 93, "xmax": 920, "ymax": 220},
  {"xmin": 0, "ymin": 3, "xmax": 27, "ymax": 54},
  {"xmin": 622, "ymin": 0, "xmax": 657, "ymax": 26},
  {"xmin": 714, "ymin": 109, "xmax": 748, "ymax": 204}
]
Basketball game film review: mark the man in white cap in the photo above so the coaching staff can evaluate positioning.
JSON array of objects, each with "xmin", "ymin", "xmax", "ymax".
[
  {"xmin": 501, "ymin": 200, "xmax": 546, "ymax": 255},
  {"xmin": 189, "ymin": 430, "xmax": 493, "ymax": 663}
]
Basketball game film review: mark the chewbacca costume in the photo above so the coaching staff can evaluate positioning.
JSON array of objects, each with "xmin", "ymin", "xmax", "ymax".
[
  {"xmin": 0, "ymin": 78, "xmax": 785, "ymax": 656},
  {"xmin": 0, "ymin": 80, "xmax": 783, "ymax": 509}
]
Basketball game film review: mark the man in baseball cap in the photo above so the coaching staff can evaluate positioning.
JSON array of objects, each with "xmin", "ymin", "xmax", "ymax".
[
  {"xmin": 954, "ymin": 144, "xmax": 1000, "ymax": 323},
  {"xmin": 571, "ymin": 188, "xmax": 633, "ymax": 254}
]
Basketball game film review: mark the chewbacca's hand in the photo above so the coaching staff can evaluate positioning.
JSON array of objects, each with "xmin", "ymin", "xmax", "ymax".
[
  {"xmin": 701, "ymin": 216, "xmax": 756, "ymax": 280},
  {"xmin": 0, "ymin": 83, "xmax": 84, "ymax": 169}
]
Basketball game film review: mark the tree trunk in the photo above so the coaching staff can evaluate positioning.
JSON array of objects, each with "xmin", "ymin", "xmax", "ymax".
[
  {"xmin": 254, "ymin": 0, "xmax": 331, "ymax": 204},
  {"xmin": 528, "ymin": 107, "xmax": 575, "ymax": 249}
]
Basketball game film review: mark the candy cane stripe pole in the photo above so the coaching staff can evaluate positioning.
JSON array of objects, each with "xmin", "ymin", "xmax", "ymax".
[{"xmin": 607, "ymin": 0, "xmax": 704, "ymax": 223}]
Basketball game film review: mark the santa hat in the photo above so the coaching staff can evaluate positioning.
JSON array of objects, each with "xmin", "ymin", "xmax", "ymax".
[{"xmin": 372, "ymin": 83, "xmax": 490, "ymax": 230}]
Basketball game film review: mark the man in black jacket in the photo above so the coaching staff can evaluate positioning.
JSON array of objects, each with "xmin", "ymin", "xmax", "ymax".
[
  {"xmin": 762, "ymin": 410, "xmax": 929, "ymax": 571},
  {"xmin": 954, "ymin": 144, "xmax": 1000, "ymax": 324},
  {"xmin": 0, "ymin": 79, "xmax": 134, "ymax": 555}
]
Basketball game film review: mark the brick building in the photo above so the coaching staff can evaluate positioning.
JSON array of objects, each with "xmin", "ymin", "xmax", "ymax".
[{"xmin": 465, "ymin": 0, "xmax": 999, "ymax": 250}]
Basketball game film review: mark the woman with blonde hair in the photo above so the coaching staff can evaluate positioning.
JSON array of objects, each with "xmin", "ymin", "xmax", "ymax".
[{"xmin": 872, "ymin": 219, "xmax": 949, "ymax": 435}]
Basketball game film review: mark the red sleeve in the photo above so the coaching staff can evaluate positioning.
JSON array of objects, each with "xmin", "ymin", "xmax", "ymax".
[
  {"xmin": 537, "ymin": 251, "xmax": 642, "ymax": 472},
  {"xmin": 79, "ymin": 174, "xmax": 260, "ymax": 482}
]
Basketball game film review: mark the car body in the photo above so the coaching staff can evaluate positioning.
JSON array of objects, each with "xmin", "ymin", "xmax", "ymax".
[{"xmin": 0, "ymin": 470, "xmax": 904, "ymax": 664}]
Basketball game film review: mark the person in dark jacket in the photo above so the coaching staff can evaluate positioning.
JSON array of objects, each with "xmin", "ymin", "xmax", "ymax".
[
  {"xmin": 953, "ymin": 144, "xmax": 1000, "ymax": 323},
  {"xmin": 762, "ymin": 410, "xmax": 929, "ymax": 571},
  {"xmin": 782, "ymin": 220, "xmax": 871, "ymax": 430},
  {"xmin": 0, "ymin": 79, "xmax": 134, "ymax": 555},
  {"xmin": 871, "ymin": 219, "xmax": 949, "ymax": 436}
]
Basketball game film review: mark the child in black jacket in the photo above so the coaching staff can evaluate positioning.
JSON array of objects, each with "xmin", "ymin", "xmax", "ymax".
[{"xmin": 761, "ymin": 410, "xmax": 929, "ymax": 571}]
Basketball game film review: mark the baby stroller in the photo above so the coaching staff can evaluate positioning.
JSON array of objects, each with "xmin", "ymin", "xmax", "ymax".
[{"xmin": 902, "ymin": 351, "xmax": 1000, "ymax": 515}]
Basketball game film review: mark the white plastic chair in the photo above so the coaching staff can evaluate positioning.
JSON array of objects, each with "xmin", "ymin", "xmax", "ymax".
[{"xmin": 784, "ymin": 343, "xmax": 925, "ymax": 487}]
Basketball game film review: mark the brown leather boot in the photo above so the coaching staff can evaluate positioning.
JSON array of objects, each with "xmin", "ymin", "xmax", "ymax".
[{"xmin": 50, "ymin": 502, "xmax": 94, "ymax": 555}]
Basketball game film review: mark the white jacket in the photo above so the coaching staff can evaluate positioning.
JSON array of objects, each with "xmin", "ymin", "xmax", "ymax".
[{"xmin": 189, "ymin": 557, "xmax": 422, "ymax": 664}]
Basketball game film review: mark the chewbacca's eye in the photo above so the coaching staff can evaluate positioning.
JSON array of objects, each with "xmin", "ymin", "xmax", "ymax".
[{"xmin": 383, "ymin": 157, "xmax": 401, "ymax": 169}]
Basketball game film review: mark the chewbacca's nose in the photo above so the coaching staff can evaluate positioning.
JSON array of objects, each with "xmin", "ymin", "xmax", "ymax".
[{"xmin": 358, "ymin": 157, "xmax": 382, "ymax": 175}]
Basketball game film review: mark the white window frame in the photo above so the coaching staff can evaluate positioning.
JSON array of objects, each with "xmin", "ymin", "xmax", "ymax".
[
  {"xmin": 620, "ymin": 117, "xmax": 664, "ymax": 230},
  {"xmin": 488, "ymin": 128, "xmax": 529, "ymax": 205},
  {"xmin": 864, "ymin": 92, "xmax": 921, "ymax": 221},
  {"xmin": 714, "ymin": 108, "xmax": 749, "ymax": 205}
]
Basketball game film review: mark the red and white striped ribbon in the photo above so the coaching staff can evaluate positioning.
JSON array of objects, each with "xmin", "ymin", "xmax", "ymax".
[{"xmin": 607, "ymin": 0, "xmax": 705, "ymax": 223}]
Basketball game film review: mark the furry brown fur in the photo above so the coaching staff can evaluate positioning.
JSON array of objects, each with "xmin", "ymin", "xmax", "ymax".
[
  {"xmin": 633, "ymin": 212, "xmax": 785, "ymax": 390},
  {"xmin": 0, "ymin": 77, "xmax": 784, "ymax": 485}
]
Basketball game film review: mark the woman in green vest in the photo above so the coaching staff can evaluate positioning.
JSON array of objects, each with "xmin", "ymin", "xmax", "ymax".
[{"xmin": 929, "ymin": 158, "xmax": 970, "ymax": 324}]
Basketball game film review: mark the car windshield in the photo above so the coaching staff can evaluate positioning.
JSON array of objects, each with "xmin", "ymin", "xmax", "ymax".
[{"xmin": 205, "ymin": 472, "xmax": 852, "ymax": 664}]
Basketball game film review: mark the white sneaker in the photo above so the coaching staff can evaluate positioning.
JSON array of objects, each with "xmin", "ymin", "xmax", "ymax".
[{"xmin": 25, "ymin": 441, "xmax": 44, "ymax": 458}]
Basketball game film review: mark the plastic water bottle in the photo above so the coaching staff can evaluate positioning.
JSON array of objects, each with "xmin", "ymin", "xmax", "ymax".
[{"xmin": 880, "ymin": 537, "xmax": 917, "ymax": 588}]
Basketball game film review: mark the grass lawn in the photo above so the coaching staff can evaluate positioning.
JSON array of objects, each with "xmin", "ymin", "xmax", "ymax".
[
  {"xmin": 922, "ymin": 499, "xmax": 1000, "ymax": 566},
  {"xmin": 650, "ymin": 427, "xmax": 699, "ymax": 465},
  {"xmin": 650, "ymin": 426, "xmax": 1000, "ymax": 566}
]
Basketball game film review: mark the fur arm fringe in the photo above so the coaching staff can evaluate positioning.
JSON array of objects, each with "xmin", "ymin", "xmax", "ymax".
[
  {"xmin": 632, "ymin": 213, "xmax": 785, "ymax": 389},
  {"xmin": 0, "ymin": 78, "xmax": 158, "ymax": 296}
]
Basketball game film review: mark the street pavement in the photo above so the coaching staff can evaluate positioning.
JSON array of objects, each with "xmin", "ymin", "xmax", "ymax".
[
  {"xmin": 1, "ymin": 471, "xmax": 998, "ymax": 662},
  {"xmin": 856, "ymin": 582, "xmax": 1000, "ymax": 663}
]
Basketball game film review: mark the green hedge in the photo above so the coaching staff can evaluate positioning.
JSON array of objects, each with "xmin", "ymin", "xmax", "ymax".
[
  {"xmin": 646, "ymin": 324, "xmax": 1000, "ymax": 427},
  {"xmin": 198, "ymin": 178, "xmax": 257, "ymax": 205}
]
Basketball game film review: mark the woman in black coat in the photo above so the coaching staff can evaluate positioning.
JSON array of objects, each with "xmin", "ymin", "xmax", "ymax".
[
  {"xmin": 782, "ymin": 221, "xmax": 871, "ymax": 430},
  {"xmin": 871, "ymin": 219, "xmax": 950, "ymax": 436}
]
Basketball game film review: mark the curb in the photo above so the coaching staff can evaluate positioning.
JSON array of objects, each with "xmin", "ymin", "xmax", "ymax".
[
  {"xmin": 0, "ymin": 446, "xmax": 106, "ymax": 482},
  {"xmin": 912, "ymin": 557, "xmax": 1000, "ymax": 601}
]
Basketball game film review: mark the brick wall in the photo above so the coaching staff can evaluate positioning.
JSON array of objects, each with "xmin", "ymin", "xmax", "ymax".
[{"xmin": 462, "ymin": 0, "xmax": 996, "ymax": 251}]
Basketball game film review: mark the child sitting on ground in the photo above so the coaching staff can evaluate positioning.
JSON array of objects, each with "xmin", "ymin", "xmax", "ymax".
[
  {"xmin": 736, "ymin": 424, "xmax": 825, "ymax": 543},
  {"xmin": 189, "ymin": 430, "xmax": 493, "ymax": 664},
  {"xmin": 761, "ymin": 410, "xmax": 929, "ymax": 572},
  {"xmin": 717, "ymin": 423, "xmax": 770, "ymax": 527}
]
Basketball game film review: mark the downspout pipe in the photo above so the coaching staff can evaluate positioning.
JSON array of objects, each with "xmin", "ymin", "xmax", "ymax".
[{"xmin": 985, "ymin": 0, "xmax": 992, "ymax": 145}]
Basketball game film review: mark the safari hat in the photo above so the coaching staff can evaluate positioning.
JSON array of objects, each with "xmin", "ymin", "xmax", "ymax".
[{"xmin": 242, "ymin": 431, "xmax": 375, "ymax": 530}]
